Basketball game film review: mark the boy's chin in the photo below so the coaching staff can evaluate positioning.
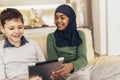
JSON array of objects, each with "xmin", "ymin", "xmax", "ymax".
[{"xmin": 12, "ymin": 38, "xmax": 21, "ymax": 42}]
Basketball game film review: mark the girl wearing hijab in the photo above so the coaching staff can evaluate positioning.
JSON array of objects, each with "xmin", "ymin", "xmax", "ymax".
[
  {"xmin": 47, "ymin": 4, "xmax": 88, "ymax": 80},
  {"xmin": 47, "ymin": 4, "xmax": 120, "ymax": 80}
]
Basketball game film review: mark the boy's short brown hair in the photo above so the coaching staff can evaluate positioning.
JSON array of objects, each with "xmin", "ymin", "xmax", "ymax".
[{"xmin": 0, "ymin": 8, "xmax": 24, "ymax": 27}]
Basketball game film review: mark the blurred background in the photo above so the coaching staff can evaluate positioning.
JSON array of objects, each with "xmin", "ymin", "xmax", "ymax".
[{"xmin": 0, "ymin": 0, "xmax": 91, "ymax": 28}]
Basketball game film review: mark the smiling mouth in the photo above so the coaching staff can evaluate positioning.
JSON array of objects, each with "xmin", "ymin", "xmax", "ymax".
[
  {"xmin": 13, "ymin": 35, "xmax": 21, "ymax": 38},
  {"xmin": 57, "ymin": 24, "xmax": 63, "ymax": 27}
]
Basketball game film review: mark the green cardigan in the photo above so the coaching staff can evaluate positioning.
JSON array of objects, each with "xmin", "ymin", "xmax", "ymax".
[{"xmin": 47, "ymin": 30, "xmax": 88, "ymax": 80}]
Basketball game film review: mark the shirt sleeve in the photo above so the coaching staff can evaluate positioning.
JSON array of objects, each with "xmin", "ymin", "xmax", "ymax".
[
  {"xmin": 0, "ymin": 56, "xmax": 7, "ymax": 79},
  {"xmin": 72, "ymin": 30, "xmax": 88, "ymax": 72},
  {"xmin": 31, "ymin": 40, "xmax": 46, "ymax": 62},
  {"xmin": 47, "ymin": 33, "xmax": 58, "ymax": 60}
]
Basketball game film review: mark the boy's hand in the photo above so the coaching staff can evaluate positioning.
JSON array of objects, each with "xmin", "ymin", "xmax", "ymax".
[{"xmin": 28, "ymin": 76, "xmax": 42, "ymax": 80}]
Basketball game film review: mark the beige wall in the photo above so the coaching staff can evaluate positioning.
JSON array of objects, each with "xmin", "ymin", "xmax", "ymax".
[
  {"xmin": 92, "ymin": 0, "xmax": 120, "ymax": 55},
  {"xmin": 70, "ymin": 0, "xmax": 91, "ymax": 27},
  {"xmin": 0, "ymin": 0, "xmax": 66, "ymax": 6},
  {"xmin": 0, "ymin": 5, "xmax": 58, "ymax": 26},
  {"xmin": 92, "ymin": 0, "xmax": 107, "ymax": 55}
]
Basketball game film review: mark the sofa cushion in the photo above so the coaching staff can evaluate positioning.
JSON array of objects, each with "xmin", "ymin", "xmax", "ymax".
[
  {"xmin": 78, "ymin": 28, "xmax": 94, "ymax": 64},
  {"xmin": 91, "ymin": 55, "xmax": 120, "ymax": 65},
  {"xmin": 25, "ymin": 34, "xmax": 48, "ymax": 59}
]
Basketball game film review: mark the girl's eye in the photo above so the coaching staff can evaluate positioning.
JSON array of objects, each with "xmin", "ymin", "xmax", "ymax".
[
  {"xmin": 55, "ymin": 17, "xmax": 58, "ymax": 20},
  {"xmin": 61, "ymin": 17, "xmax": 65, "ymax": 19},
  {"xmin": 55, "ymin": 17, "xmax": 65, "ymax": 20},
  {"xmin": 61, "ymin": 16, "xmax": 66, "ymax": 19}
]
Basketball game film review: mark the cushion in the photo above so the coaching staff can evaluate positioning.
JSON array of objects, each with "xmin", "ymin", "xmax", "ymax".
[
  {"xmin": 25, "ymin": 34, "xmax": 48, "ymax": 59},
  {"xmin": 91, "ymin": 55, "xmax": 120, "ymax": 65},
  {"xmin": 78, "ymin": 28, "xmax": 94, "ymax": 64}
]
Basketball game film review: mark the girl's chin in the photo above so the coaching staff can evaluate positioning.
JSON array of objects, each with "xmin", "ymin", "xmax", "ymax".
[{"xmin": 58, "ymin": 27, "xmax": 63, "ymax": 30}]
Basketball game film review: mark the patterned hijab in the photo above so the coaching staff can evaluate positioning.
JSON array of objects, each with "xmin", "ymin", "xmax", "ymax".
[{"xmin": 54, "ymin": 4, "xmax": 82, "ymax": 47}]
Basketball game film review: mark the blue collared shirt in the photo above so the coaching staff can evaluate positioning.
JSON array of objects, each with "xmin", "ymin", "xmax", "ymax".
[{"xmin": 4, "ymin": 36, "xmax": 28, "ymax": 48}]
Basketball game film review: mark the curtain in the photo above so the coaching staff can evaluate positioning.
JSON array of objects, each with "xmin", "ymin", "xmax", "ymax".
[{"xmin": 70, "ymin": 0, "xmax": 92, "ymax": 28}]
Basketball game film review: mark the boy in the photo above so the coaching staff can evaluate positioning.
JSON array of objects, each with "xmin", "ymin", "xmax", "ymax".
[{"xmin": 0, "ymin": 8, "xmax": 45, "ymax": 80}]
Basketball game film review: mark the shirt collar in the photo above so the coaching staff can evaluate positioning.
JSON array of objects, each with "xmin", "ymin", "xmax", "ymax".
[{"xmin": 4, "ymin": 36, "xmax": 28, "ymax": 48}]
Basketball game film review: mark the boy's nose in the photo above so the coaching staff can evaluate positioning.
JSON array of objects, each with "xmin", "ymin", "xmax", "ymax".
[{"xmin": 14, "ymin": 28, "xmax": 19, "ymax": 33}]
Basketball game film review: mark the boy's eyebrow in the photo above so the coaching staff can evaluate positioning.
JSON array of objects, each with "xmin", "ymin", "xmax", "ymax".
[
  {"xmin": 18, "ymin": 24, "xmax": 24, "ymax": 26},
  {"xmin": 8, "ymin": 24, "xmax": 24, "ymax": 27},
  {"xmin": 8, "ymin": 26, "xmax": 14, "ymax": 28}
]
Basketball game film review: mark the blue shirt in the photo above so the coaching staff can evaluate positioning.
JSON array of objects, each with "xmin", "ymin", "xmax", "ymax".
[{"xmin": 4, "ymin": 36, "xmax": 28, "ymax": 48}]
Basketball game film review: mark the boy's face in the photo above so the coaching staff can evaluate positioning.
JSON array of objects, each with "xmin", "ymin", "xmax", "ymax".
[{"xmin": 1, "ymin": 18, "xmax": 24, "ymax": 44}]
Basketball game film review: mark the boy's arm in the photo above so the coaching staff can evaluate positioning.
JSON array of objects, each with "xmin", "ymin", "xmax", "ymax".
[
  {"xmin": 32, "ymin": 40, "xmax": 46, "ymax": 62},
  {"xmin": 0, "ymin": 56, "xmax": 7, "ymax": 79}
]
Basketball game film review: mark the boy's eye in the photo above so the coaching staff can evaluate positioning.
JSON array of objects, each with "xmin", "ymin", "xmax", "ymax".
[
  {"xmin": 18, "ymin": 26, "xmax": 24, "ymax": 29},
  {"xmin": 9, "ymin": 27, "xmax": 14, "ymax": 30},
  {"xmin": 8, "ymin": 26, "xmax": 24, "ymax": 30}
]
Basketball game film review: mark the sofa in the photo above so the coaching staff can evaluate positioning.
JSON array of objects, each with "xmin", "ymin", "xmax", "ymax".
[
  {"xmin": 1, "ymin": 27, "xmax": 120, "ymax": 64},
  {"xmin": 25, "ymin": 27, "xmax": 120, "ymax": 65}
]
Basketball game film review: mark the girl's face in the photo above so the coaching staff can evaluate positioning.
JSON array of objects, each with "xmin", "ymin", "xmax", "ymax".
[
  {"xmin": 54, "ymin": 12, "xmax": 69, "ymax": 30},
  {"xmin": 1, "ymin": 18, "xmax": 24, "ymax": 46}
]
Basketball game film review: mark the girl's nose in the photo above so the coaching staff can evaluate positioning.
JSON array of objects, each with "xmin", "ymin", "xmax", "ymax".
[{"xmin": 57, "ymin": 18, "xmax": 62, "ymax": 23}]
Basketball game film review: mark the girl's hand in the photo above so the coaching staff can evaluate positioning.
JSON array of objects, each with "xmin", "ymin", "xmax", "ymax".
[{"xmin": 51, "ymin": 62, "xmax": 74, "ymax": 79}]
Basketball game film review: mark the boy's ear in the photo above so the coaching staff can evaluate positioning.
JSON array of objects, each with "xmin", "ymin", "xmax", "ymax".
[{"xmin": 0, "ymin": 26, "xmax": 5, "ymax": 34}]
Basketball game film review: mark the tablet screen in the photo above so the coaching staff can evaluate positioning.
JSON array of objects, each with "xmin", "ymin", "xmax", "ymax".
[{"xmin": 29, "ymin": 57, "xmax": 64, "ymax": 80}]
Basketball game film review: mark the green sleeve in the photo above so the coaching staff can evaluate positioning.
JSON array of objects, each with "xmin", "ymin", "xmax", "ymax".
[
  {"xmin": 47, "ymin": 33, "xmax": 58, "ymax": 60},
  {"xmin": 72, "ymin": 30, "xmax": 88, "ymax": 72}
]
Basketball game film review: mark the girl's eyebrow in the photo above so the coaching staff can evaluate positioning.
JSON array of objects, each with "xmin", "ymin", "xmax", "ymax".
[
  {"xmin": 60, "ymin": 15, "xmax": 65, "ymax": 17},
  {"xmin": 55, "ymin": 15, "xmax": 65, "ymax": 17}
]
